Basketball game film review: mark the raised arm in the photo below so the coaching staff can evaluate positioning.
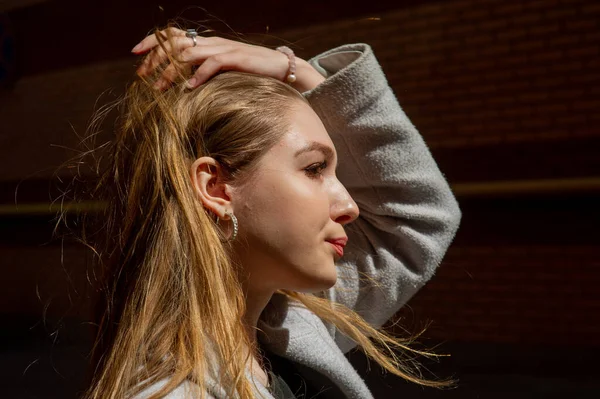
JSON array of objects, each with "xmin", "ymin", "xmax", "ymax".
[{"xmin": 304, "ymin": 44, "xmax": 461, "ymax": 353}]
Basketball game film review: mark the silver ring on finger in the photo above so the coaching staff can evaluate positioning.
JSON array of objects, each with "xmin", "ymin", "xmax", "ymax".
[{"xmin": 185, "ymin": 29, "xmax": 198, "ymax": 47}]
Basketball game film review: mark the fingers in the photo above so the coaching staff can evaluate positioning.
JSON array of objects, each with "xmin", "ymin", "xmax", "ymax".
[
  {"xmin": 187, "ymin": 51, "xmax": 247, "ymax": 89},
  {"xmin": 153, "ymin": 45, "xmax": 235, "ymax": 89},
  {"xmin": 178, "ymin": 44, "xmax": 234, "ymax": 63},
  {"xmin": 131, "ymin": 27, "xmax": 186, "ymax": 54},
  {"xmin": 137, "ymin": 36, "xmax": 231, "ymax": 76},
  {"xmin": 132, "ymin": 32, "xmax": 287, "ymax": 91},
  {"xmin": 137, "ymin": 36, "xmax": 190, "ymax": 76},
  {"xmin": 154, "ymin": 62, "xmax": 191, "ymax": 90}
]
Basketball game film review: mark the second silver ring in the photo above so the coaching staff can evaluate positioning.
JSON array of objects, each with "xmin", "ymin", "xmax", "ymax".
[{"xmin": 185, "ymin": 29, "xmax": 198, "ymax": 47}]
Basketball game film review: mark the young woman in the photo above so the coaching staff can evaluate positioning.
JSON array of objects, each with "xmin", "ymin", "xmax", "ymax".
[{"xmin": 83, "ymin": 27, "xmax": 461, "ymax": 399}]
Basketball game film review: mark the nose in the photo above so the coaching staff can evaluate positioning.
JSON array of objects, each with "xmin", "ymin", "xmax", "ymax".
[{"xmin": 331, "ymin": 186, "xmax": 360, "ymax": 225}]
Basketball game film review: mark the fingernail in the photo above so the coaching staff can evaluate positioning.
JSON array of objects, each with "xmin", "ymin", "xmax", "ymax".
[
  {"xmin": 131, "ymin": 43, "xmax": 142, "ymax": 53},
  {"xmin": 186, "ymin": 78, "xmax": 197, "ymax": 88}
]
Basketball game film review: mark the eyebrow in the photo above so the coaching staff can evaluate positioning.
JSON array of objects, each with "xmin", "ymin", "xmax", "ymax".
[{"xmin": 294, "ymin": 141, "xmax": 338, "ymax": 169}]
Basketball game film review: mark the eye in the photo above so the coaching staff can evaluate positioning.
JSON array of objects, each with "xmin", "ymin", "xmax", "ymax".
[{"xmin": 304, "ymin": 160, "xmax": 328, "ymax": 179}]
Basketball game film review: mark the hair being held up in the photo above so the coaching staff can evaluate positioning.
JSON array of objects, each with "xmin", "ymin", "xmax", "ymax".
[{"xmin": 72, "ymin": 25, "xmax": 457, "ymax": 399}]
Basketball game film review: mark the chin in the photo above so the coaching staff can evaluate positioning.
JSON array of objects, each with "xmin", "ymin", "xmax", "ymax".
[{"xmin": 298, "ymin": 269, "xmax": 337, "ymax": 293}]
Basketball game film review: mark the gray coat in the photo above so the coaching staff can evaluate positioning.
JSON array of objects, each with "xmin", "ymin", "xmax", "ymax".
[{"xmin": 135, "ymin": 43, "xmax": 462, "ymax": 399}]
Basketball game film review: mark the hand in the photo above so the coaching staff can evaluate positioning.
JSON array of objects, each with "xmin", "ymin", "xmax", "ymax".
[{"xmin": 131, "ymin": 28, "xmax": 325, "ymax": 92}]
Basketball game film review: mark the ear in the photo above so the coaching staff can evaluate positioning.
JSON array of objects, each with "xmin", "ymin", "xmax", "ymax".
[{"xmin": 190, "ymin": 156, "xmax": 234, "ymax": 218}]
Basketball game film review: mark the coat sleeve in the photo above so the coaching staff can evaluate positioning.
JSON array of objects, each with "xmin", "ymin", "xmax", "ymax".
[{"xmin": 303, "ymin": 44, "xmax": 462, "ymax": 353}]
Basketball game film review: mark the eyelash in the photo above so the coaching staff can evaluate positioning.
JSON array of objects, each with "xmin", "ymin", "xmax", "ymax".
[{"xmin": 304, "ymin": 161, "xmax": 328, "ymax": 178}]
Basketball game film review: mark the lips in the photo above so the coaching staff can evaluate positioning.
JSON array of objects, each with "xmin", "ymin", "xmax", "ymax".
[{"xmin": 326, "ymin": 237, "xmax": 348, "ymax": 258}]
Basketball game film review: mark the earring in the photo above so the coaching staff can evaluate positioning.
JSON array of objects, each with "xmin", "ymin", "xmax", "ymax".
[{"xmin": 216, "ymin": 211, "xmax": 238, "ymax": 242}]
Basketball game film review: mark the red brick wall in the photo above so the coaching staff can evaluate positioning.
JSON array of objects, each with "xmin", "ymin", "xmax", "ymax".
[
  {"xmin": 269, "ymin": 0, "xmax": 599, "ymax": 148},
  {"xmin": 397, "ymin": 245, "xmax": 600, "ymax": 346},
  {"xmin": 1, "ymin": 0, "xmax": 598, "ymax": 348},
  {"xmin": 2, "ymin": 0, "xmax": 598, "ymax": 178}
]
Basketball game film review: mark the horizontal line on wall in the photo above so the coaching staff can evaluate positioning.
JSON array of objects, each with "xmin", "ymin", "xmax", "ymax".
[
  {"xmin": 427, "ymin": 132, "xmax": 600, "ymax": 149},
  {"xmin": 1, "ymin": 177, "xmax": 599, "ymax": 215},
  {"xmin": 0, "ymin": 200, "xmax": 106, "ymax": 216},
  {"xmin": 452, "ymin": 177, "xmax": 600, "ymax": 197}
]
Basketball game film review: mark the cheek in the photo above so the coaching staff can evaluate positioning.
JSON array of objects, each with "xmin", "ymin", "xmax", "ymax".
[{"xmin": 238, "ymin": 173, "xmax": 329, "ymax": 245}]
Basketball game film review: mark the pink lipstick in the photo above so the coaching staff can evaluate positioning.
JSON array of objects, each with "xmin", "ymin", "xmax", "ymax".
[{"xmin": 326, "ymin": 237, "xmax": 348, "ymax": 258}]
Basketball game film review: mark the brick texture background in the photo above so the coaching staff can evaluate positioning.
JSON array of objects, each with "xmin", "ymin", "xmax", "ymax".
[
  {"xmin": 1, "ymin": 0, "xmax": 599, "ymax": 366},
  {"xmin": 1, "ymin": 0, "xmax": 600, "ymax": 396},
  {"xmin": 397, "ymin": 245, "xmax": 600, "ymax": 345},
  {"xmin": 266, "ymin": 0, "xmax": 599, "ymax": 148}
]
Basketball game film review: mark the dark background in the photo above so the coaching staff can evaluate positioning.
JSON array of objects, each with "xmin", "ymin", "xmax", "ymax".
[{"xmin": 1, "ymin": 0, "xmax": 599, "ymax": 397}]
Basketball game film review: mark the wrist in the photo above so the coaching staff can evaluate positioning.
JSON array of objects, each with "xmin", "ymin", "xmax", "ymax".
[{"xmin": 291, "ymin": 58, "xmax": 325, "ymax": 93}]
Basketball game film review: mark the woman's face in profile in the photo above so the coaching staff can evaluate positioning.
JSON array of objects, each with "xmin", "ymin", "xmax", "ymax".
[{"xmin": 232, "ymin": 101, "xmax": 359, "ymax": 293}]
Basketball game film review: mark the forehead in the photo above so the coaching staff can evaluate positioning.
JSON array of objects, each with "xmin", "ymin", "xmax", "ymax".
[{"xmin": 276, "ymin": 101, "xmax": 335, "ymax": 152}]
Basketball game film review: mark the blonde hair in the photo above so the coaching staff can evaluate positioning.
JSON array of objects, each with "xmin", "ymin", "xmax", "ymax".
[{"xmin": 80, "ymin": 30, "xmax": 455, "ymax": 399}]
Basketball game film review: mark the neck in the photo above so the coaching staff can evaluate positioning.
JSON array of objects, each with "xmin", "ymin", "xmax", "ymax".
[
  {"xmin": 232, "ymin": 247, "xmax": 276, "ymax": 386},
  {"xmin": 231, "ymin": 248, "xmax": 275, "ymax": 347},
  {"xmin": 240, "ymin": 282, "xmax": 275, "ymax": 388},
  {"xmin": 242, "ymin": 283, "xmax": 275, "ymax": 346}
]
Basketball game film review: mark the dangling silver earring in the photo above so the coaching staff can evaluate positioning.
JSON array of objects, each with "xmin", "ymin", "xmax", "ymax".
[{"xmin": 216, "ymin": 211, "xmax": 238, "ymax": 242}]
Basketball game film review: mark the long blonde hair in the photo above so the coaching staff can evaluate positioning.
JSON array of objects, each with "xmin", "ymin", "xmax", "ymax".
[{"xmin": 80, "ymin": 31, "xmax": 455, "ymax": 399}]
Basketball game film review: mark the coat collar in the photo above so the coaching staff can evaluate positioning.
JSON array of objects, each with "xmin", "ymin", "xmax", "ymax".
[{"xmin": 257, "ymin": 294, "xmax": 373, "ymax": 399}]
